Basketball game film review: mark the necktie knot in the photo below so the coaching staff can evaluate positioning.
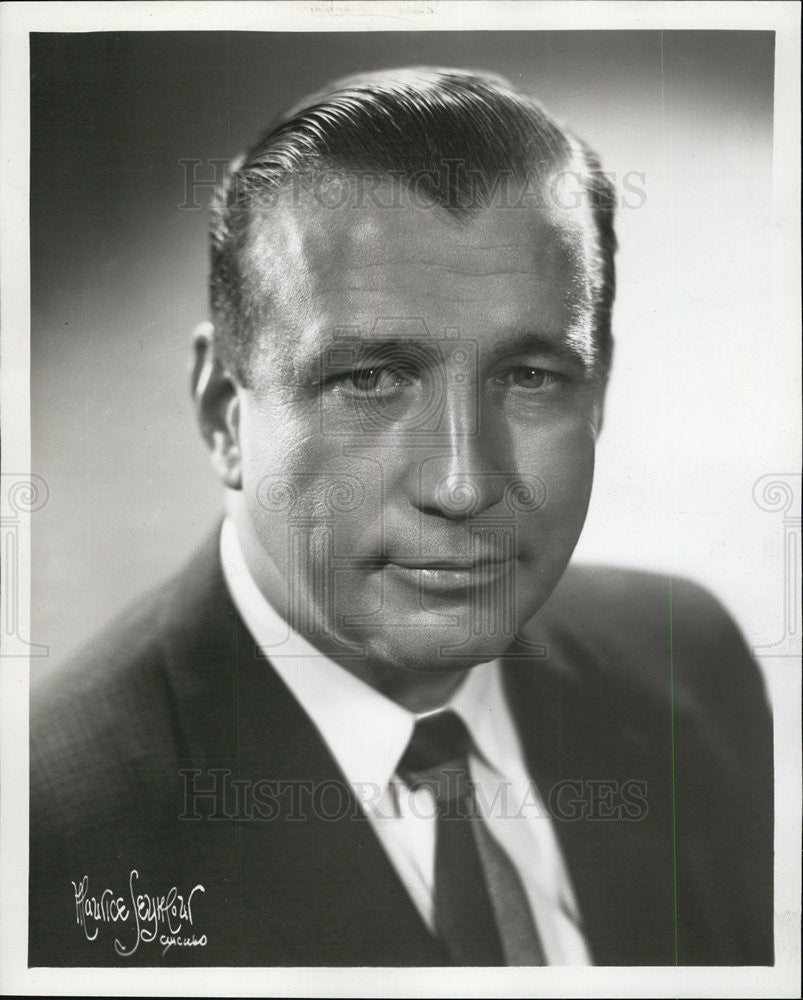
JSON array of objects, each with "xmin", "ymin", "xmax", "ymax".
[
  {"xmin": 399, "ymin": 709, "xmax": 473, "ymax": 771},
  {"xmin": 397, "ymin": 711, "xmax": 475, "ymax": 802}
]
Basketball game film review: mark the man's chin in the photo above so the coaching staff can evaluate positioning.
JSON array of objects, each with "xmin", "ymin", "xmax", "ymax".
[{"xmin": 337, "ymin": 625, "xmax": 521, "ymax": 677}]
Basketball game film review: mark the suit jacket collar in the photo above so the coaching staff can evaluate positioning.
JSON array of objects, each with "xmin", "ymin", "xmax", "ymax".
[{"xmin": 501, "ymin": 638, "xmax": 678, "ymax": 965}]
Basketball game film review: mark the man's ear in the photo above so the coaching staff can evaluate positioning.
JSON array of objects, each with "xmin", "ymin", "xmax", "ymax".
[
  {"xmin": 593, "ymin": 394, "xmax": 606, "ymax": 438},
  {"xmin": 191, "ymin": 322, "xmax": 242, "ymax": 490},
  {"xmin": 592, "ymin": 371, "xmax": 610, "ymax": 438}
]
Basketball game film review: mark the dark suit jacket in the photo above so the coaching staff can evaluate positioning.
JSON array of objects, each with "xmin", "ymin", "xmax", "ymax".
[{"xmin": 29, "ymin": 531, "xmax": 774, "ymax": 966}]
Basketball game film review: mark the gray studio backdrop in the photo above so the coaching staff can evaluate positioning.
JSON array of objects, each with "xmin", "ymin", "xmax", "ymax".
[{"xmin": 31, "ymin": 31, "xmax": 779, "ymax": 677}]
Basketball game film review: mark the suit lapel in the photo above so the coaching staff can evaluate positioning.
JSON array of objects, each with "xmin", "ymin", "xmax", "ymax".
[
  {"xmin": 157, "ymin": 532, "xmax": 448, "ymax": 965},
  {"xmin": 501, "ymin": 645, "xmax": 678, "ymax": 966}
]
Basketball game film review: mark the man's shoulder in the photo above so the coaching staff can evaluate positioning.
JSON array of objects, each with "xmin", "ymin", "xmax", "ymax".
[
  {"xmin": 535, "ymin": 561, "xmax": 757, "ymax": 671},
  {"xmin": 30, "ymin": 530, "xmax": 227, "ymax": 812},
  {"xmin": 508, "ymin": 563, "xmax": 773, "ymax": 967},
  {"xmin": 520, "ymin": 562, "xmax": 770, "ymax": 760},
  {"xmin": 32, "ymin": 578, "xmax": 172, "ymax": 723},
  {"xmin": 543, "ymin": 561, "xmax": 738, "ymax": 630}
]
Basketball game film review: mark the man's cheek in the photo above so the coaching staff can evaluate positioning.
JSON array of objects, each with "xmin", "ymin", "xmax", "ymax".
[
  {"xmin": 246, "ymin": 460, "xmax": 379, "ymax": 575},
  {"xmin": 512, "ymin": 449, "xmax": 594, "ymax": 573},
  {"xmin": 517, "ymin": 423, "xmax": 594, "ymax": 499}
]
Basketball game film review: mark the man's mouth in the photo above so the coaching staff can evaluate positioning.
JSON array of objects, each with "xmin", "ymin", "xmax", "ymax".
[
  {"xmin": 381, "ymin": 554, "xmax": 516, "ymax": 594},
  {"xmin": 386, "ymin": 556, "xmax": 504, "ymax": 570}
]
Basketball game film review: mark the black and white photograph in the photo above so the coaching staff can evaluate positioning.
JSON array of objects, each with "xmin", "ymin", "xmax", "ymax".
[{"xmin": 1, "ymin": 2, "xmax": 800, "ymax": 996}]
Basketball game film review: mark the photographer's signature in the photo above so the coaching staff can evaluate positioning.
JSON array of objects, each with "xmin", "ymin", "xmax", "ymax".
[{"xmin": 72, "ymin": 870, "xmax": 206, "ymax": 957}]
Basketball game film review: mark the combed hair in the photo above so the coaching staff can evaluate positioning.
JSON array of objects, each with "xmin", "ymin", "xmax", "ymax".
[{"xmin": 209, "ymin": 67, "xmax": 616, "ymax": 383}]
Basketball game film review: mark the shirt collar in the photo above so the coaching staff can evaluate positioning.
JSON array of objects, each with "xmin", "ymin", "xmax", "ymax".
[
  {"xmin": 220, "ymin": 518, "xmax": 519, "ymax": 792},
  {"xmin": 449, "ymin": 658, "xmax": 525, "ymax": 779}
]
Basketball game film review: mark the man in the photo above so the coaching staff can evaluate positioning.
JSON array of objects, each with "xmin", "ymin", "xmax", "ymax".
[{"xmin": 29, "ymin": 67, "xmax": 773, "ymax": 967}]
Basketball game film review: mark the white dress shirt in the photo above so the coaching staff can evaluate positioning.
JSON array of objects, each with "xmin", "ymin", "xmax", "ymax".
[{"xmin": 220, "ymin": 518, "xmax": 591, "ymax": 965}]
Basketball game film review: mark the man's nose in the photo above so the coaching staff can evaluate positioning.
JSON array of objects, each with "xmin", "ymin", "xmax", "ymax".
[{"xmin": 409, "ymin": 381, "xmax": 508, "ymax": 519}]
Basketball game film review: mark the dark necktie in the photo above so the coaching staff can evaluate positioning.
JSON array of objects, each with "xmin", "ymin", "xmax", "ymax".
[{"xmin": 397, "ymin": 709, "xmax": 545, "ymax": 966}]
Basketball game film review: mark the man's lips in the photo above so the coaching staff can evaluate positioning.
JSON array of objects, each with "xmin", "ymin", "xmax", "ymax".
[
  {"xmin": 380, "ymin": 554, "xmax": 516, "ymax": 595},
  {"xmin": 385, "ymin": 556, "xmax": 508, "ymax": 570}
]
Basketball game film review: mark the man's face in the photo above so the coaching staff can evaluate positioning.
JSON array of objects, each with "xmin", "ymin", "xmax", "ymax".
[{"xmin": 231, "ymin": 181, "xmax": 603, "ymax": 677}]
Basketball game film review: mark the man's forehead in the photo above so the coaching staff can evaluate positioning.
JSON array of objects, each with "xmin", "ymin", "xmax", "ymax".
[
  {"xmin": 246, "ymin": 177, "xmax": 589, "ymax": 269},
  {"xmin": 240, "ymin": 178, "xmax": 596, "ymax": 368}
]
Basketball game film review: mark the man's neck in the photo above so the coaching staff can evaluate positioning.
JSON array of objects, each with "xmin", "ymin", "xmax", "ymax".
[{"xmin": 338, "ymin": 658, "xmax": 470, "ymax": 714}]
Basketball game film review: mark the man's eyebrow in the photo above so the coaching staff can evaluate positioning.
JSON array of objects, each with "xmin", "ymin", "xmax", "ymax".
[
  {"xmin": 485, "ymin": 330, "xmax": 592, "ymax": 369},
  {"xmin": 292, "ymin": 329, "xmax": 594, "ymax": 380},
  {"xmin": 290, "ymin": 337, "xmax": 429, "ymax": 382}
]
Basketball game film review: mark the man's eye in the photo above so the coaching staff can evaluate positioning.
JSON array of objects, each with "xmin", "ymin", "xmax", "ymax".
[
  {"xmin": 496, "ymin": 367, "xmax": 560, "ymax": 390},
  {"xmin": 334, "ymin": 366, "xmax": 413, "ymax": 396}
]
